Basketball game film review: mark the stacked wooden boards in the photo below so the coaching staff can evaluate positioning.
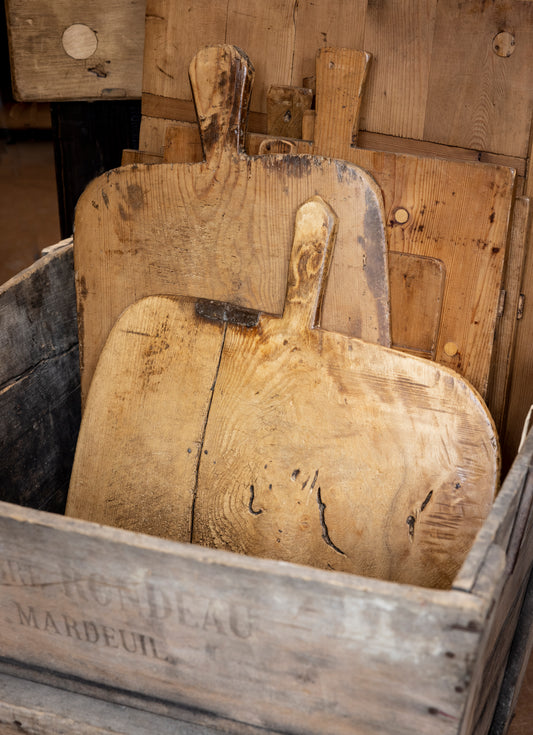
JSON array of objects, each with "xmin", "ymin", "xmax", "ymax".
[
  {"xmin": 74, "ymin": 45, "xmax": 390, "ymax": 406},
  {"xmin": 68, "ymin": 196, "xmax": 498, "ymax": 589},
  {"xmin": 158, "ymin": 46, "xmax": 516, "ymax": 400}
]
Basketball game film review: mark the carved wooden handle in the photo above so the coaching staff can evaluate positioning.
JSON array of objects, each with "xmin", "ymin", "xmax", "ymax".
[
  {"xmin": 189, "ymin": 44, "xmax": 254, "ymax": 166},
  {"xmin": 284, "ymin": 196, "xmax": 338, "ymax": 330}
]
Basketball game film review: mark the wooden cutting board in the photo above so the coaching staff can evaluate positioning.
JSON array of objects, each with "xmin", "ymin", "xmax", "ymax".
[
  {"xmin": 263, "ymin": 47, "xmax": 516, "ymax": 397},
  {"xmin": 67, "ymin": 197, "xmax": 499, "ymax": 590},
  {"xmin": 75, "ymin": 44, "xmax": 390, "ymax": 406},
  {"xmin": 162, "ymin": 47, "xmax": 515, "ymax": 397}
]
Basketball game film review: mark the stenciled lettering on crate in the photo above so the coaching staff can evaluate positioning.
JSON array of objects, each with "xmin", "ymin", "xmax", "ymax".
[{"xmin": 2, "ymin": 555, "xmax": 254, "ymax": 667}]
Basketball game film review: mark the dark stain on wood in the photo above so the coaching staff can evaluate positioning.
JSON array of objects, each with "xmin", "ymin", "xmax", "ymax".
[{"xmin": 195, "ymin": 299, "xmax": 259, "ymax": 327}]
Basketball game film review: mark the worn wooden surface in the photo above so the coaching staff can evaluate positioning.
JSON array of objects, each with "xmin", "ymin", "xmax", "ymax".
[
  {"xmin": 137, "ymin": 0, "xmax": 533, "ymax": 161},
  {"xmin": 75, "ymin": 45, "xmax": 390, "ymax": 405},
  {"xmin": 486, "ymin": 197, "xmax": 530, "ymax": 435},
  {"xmin": 5, "ymin": 0, "xmax": 145, "ymax": 101},
  {"xmin": 389, "ymin": 252, "xmax": 445, "ymax": 358},
  {"xmin": 0, "ymin": 242, "xmax": 80, "ymax": 511},
  {"xmin": 163, "ymin": 46, "xmax": 516, "ymax": 398},
  {"xmin": 0, "ymin": 499, "xmax": 498, "ymax": 735},
  {"xmin": 0, "ymin": 672, "xmax": 210, "ymax": 735},
  {"xmin": 68, "ymin": 198, "xmax": 498, "ymax": 589},
  {"xmin": 3, "ymin": 432, "xmax": 533, "ymax": 735}
]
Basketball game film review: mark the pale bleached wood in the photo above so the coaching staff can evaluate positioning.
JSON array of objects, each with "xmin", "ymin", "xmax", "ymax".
[
  {"xmin": 66, "ymin": 296, "xmax": 224, "ymax": 538},
  {"xmin": 76, "ymin": 45, "xmax": 390, "ymax": 405},
  {"xmin": 312, "ymin": 47, "xmax": 370, "ymax": 156},
  {"xmin": 389, "ymin": 252, "xmax": 445, "ymax": 358},
  {"xmin": 6, "ymin": 0, "xmax": 145, "ymax": 101},
  {"xmin": 486, "ymin": 197, "xmax": 530, "ymax": 435},
  {"xmin": 192, "ymin": 197, "xmax": 498, "ymax": 589},
  {"xmin": 424, "ymin": 1, "xmax": 533, "ymax": 159}
]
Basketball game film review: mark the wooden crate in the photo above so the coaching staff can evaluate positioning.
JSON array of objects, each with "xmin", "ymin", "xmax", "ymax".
[{"xmin": 1, "ymin": 242, "xmax": 533, "ymax": 734}]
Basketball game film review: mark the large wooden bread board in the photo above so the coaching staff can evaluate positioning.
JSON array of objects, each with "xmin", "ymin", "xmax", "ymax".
[
  {"xmin": 67, "ymin": 198, "xmax": 499, "ymax": 589},
  {"xmin": 75, "ymin": 45, "xmax": 390, "ymax": 405}
]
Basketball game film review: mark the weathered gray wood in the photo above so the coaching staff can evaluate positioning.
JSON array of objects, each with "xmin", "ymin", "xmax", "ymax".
[
  {"xmin": 0, "ymin": 240, "xmax": 76, "ymax": 384},
  {"xmin": 456, "ymin": 431, "xmax": 533, "ymax": 735},
  {"xmin": 0, "ymin": 500, "xmax": 488, "ymax": 735},
  {"xmin": 0, "ymin": 243, "xmax": 80, "ymax": 512},
  {"xmin": 0, "ymin": 671, "xmax": 216, "ymax": 735}
]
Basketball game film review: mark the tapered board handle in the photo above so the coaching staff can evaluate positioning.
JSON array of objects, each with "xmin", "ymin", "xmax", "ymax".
[
  {"xmin": 189, "ymin": 44, "xmax": 254, "ymax": 166},
  {"xmin": 284, "ymin": 196, "xmax": 338, "ymax": 331},
  {"xmin": 313, "ymin": 47, "xmax": 371, "ymax": 158}
]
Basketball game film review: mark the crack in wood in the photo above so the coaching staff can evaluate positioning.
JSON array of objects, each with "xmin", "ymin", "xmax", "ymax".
[{"xmin": 316, "ymin": 486, "xmax": 345, "ymax": 556}]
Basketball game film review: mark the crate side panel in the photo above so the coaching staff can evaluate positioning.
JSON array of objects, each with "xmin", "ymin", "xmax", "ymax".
[
  {"xmin": 0, "ymin": 503, "xmax": 486, "ymax": 735},
  {"xmin": 0, "ymin": 245, "xmax": 81, "ymax": 511}
]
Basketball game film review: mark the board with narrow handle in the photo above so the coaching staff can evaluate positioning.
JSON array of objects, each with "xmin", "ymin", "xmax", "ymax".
[
  {"xmin": 269, "ymin": 47, "xmax": 516, "ymax": 397},
  {"xmin": 75, "ymin": 44, "xmax": 390, "ymax": 406},
  {"xmin": 68, "ymin": 197, "xmax": 499, "ymax": 590},
  {"xmin": 163, "ymin": 47, "xmax": 515, "ymax": 397}
]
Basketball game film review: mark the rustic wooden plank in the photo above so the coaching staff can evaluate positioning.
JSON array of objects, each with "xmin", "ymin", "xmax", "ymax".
[
  {"xmin": 486, "ymin": 197, "xmax": 530, "ymax": 435},
  {"xmin": 460, "ymin": 460, "xmax": 533, "ymax": 735},
  {"xmin": 502, "ymin": 218, "xmax": 533, "ymax": 473},
  {"xmin": 0, "ymin": 500, "xmax": 491, "ymax": 735},
  {"xmin": 0, "ymin": 241, "xmax": 76, "ymax": 384},
  {"xmin": 76, "ymin": 45, "xmax": 390, "ymax": 405},
  {"xmin": 290, "ymin": 0, "xmax": 367, "ymax": 91},
  {"xmin": 5, "ymin": 0, "xmax": 145, "ymax": 101},
  {"xmin": 0, "ymin": 672, "xmax": 212, "ymax": 735},
  {"xmin": 389, "ymin": 251, "xmax": 445, "ymax": 358},
  {"xmin": 361, "ymin": 0, "xmax": 437, "ymax": 140},
  {"xmin": 488, "ymin": 567, "xmax": 533, "ymax": 734},
  {"xmin": 424, "ymin": 0, "xmax": 533, "ymax": 159},
  {"xmin": 0, "ymin": 244, "xmax": 80, "ymax": 512}
]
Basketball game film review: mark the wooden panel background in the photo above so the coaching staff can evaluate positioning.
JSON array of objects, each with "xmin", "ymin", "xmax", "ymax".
[{"xmin": 138, "ymin": 0, "xmax": 533, "ymax": 161}]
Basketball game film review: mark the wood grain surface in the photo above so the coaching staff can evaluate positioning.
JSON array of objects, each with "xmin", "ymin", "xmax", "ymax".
[
  {"xmin": 162, "ymin": 46, "xmax": 516, "ymax": 398},
  {"xmin": 68, "ymin": 198, "xmax": 498, "ymax": 589},
  {"xmin": 138, "ymin": 0, "xmax": 533, "ymax": 159},
  {"xmin": 75, "ymin": 45, "xmax": 390, "ymax": 405}
]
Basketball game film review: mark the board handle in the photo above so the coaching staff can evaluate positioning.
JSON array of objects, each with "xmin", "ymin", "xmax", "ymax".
[
  {"xmin": 189, "ymin": 45, "xmax": 254, "ymax": 167},
  {"xmin": 284, "ymin": 196, "xmax": 338, "ymax": 330},
  {"xmin": 313, "ymin": 47, "xmax": 371, "ymax": 158}
]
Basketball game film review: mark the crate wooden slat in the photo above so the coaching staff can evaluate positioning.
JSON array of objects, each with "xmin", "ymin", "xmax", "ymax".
[{"xmin": 2, "ymin": 246, "xmax": 533, "ymax": 734}]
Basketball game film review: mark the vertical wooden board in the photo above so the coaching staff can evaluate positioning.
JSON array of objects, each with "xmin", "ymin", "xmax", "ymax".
[
  {"xmin": 360, "ymin": 0, "xmax": 438, "ymax": 140},
  {"xmin": 389, "ymin": 252, "xmax": 445, "ymax": 358},
  {"xmin": 142, "ymin": 0, "xmax": 227, "ymax": 103},
  {"xmin": 487, "ymin": 197, "xmax": 530, "ymax": 435},
  {"xmin": 224, "ymin": 0, "xmax": 297, "ymax": 115},
  {"xmin": 503, "ymin": 218, "xmax": 533, "ymax": 472},
  {"xmin": 384, "ymin": 155, "xmax": 514, "ymax": 397},
  {"xmin": 424, "ymin": 0, "xmax": 533, "ymax": 158},
  {"xmin": 0, "ymin": 245, "xmax": 80, "ymax": 511},
  {"xmin": 290, "ymin": 0, "xmax": 367, "ymax": 88},
  {"xmin": 6, "ymin": 0, "xmax": 145, "ymax": 101}
]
